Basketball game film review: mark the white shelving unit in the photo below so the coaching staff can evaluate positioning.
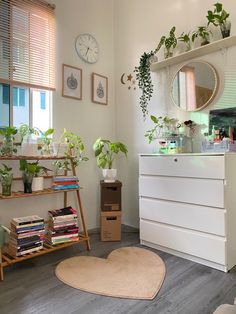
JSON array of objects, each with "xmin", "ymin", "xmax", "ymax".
[{"xmin": 150, "ymin": 35, "xmax": 236, "ymax": 71}]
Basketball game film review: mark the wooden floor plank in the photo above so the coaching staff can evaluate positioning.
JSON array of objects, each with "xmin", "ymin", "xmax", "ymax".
[{"xmin": 0, "ymin": 226, "xmax": 235, "ymax": 314}]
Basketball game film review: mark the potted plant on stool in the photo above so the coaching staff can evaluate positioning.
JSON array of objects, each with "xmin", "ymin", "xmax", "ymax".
[{"xmin": 93, "ymin": 138, "xmax": 128, "ymax": 182}]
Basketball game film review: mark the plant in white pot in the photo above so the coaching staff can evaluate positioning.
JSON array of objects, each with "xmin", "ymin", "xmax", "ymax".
[
  {"xmin": 32, "ymin": 164, "xmax": 51, "ymax": 192},
  {"xmin": 19, "ymin": 160, "xmax": 51, "ymax": 193},
  {"xmin": 93, "ymin": 138, "xmax": 128, "ymax": 182}
]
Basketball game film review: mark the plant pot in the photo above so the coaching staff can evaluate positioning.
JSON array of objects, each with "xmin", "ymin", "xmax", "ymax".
[
  {"xmin": 220, "ymin": 21, "xmax": 231, "ymax": 38},
  {"xmin": 41, "ymin": 144, "xmax": 52, "ymax": 156},
  {"xmin": 1, "ymin": 174, "xmax": 13, "ymax": 196},
  {"xmin": 0, "ymin": 136, "xmax": 15, "ymax": 157},
  {"xmin": 201, "ymin": 39, "xmax": 210, "ymax": 46},
  {"xmin": 22, "ymin": 172, "xmax": 34, "ymax": 193},
  {"xmin": 32, "ymin": 177, "xmax": 44, "ymax": 192},
  {"xmin": 102, "ymin": 169, "xmax": 117, "ymax": 183},
  {"xmin": 164, "ymin": 47, "xmax": 174, "ymax": 59}
]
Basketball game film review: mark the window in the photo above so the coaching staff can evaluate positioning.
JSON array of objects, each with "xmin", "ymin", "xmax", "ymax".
[
  {"xmin": 0, "ymin": 83, "xmax": 10, "ymax": 126},
  {"xmin": 0, "ymin": 0, "xmax": 55, "ymax": 130}
]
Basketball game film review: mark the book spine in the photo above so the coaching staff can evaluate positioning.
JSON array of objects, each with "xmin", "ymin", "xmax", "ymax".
[
  {"xmin": 11, "ymin": 224, "xmax": 45, "ymax": 233},
  {"xmin": 48, "ymin": 215, "xmax": 77, "ymax": 222},
  {"xmin": 11, "ymin": 221, "xmax": 44, "ymax": 228},
  {"xmin": 48, "ymin": 233, "xmax": 78, "ymax": 240},
  {"xmin": 52, "ymin": 184, "xmax": 79, "ymax": 190}
]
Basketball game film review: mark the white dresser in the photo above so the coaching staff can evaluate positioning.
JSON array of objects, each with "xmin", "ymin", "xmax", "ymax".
[{"xmin": 139, "ymin": 153, "xmax": 236, "ymax": 272}]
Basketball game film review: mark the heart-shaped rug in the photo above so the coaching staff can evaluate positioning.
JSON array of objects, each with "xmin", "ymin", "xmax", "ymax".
[{"xmin": 55, "ymin": 246, "xmax": 166, "ymax": 300}]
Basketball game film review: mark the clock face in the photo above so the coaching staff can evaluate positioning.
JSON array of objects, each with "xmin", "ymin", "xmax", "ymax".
[{"xmin": 75, "ymin": 33, "xmax": 99, "ymax": 64}]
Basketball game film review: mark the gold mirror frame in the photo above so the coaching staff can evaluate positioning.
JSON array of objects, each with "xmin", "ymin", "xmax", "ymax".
[{"xmin": 171, "ymin": 61, "xmax": 219, "ymax": 112}]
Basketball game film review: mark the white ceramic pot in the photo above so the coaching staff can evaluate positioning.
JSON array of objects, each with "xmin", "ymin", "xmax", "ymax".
[
  {"xmin": 102, "ymin": 169, "xmax": 117, "ymax": 182},
  {"xmin": 32, "ymin": 177, "xmax": 44, "ymax": 192}
]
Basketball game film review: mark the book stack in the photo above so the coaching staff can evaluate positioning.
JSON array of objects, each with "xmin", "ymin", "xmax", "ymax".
[
  {"xmin": 8, "ymin": 215, "xmax": 45, "ymax": 257},
  {"xmin": 52, "ymin": 176, "xmax": 79, "ymax": 190},
  {"xmin": 46, "ymin": 206, "xmax": 79, "ymax": 245}
]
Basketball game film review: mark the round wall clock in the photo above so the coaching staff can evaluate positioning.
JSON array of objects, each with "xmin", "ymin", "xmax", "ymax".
[{"xmin": 75, "ymin": 33, "xmax": 99, "ymax": 64}]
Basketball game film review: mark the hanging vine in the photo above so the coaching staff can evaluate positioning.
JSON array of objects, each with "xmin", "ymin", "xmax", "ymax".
[{"xmin": 134, "ymin": 51, "xmax": 155, "ymax": 119}]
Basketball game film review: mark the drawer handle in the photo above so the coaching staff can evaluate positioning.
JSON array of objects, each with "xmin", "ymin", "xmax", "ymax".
[{"xmin": 174, "ymin": 158, "xmax": 178, "ymax": 162}]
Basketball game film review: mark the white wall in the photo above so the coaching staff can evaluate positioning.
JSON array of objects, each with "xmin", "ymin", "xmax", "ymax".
[
  {"xmin": 114, "ymin": 0, "xmax": 236, "ymax": 227},
  {"xmin": 1, "ymin": 0, "xmax": 236, "ymax": 232},
  {"xmin": 0, "ymin": 0, "xmax": 115, "ymax": 229}
]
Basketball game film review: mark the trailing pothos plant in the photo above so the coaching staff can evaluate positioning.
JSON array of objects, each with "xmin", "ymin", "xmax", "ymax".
[
  {"xmin": 53, "ymin": 129, "xmax": 88, "ymax": 173},
  {"xmin": 145, "ymin": 115, "xmax": 179, "ymax": 144}
]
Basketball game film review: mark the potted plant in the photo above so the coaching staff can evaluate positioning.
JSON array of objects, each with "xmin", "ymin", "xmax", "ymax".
[
  {"xmin": 0, "ymin": 126, "xmax": 18, "ymax": 157},
  {"xmin": 192, "ymin": 26, "xmax": 211, "ymax": 46},
  {"xmin": 145, "ymin": 115, "xmax": 179, "ymax": 144},
  {"xmin": 39, "ymin": 128, "xmax": 54, "ymax": 155},
  {"xmin": 19, "ymin": 160, "xmax": 41, "ymax": 193},
  {"xmin": 156, "ymin": 26, "xmax": 178, "ymax": 59},
  {"xmin": 135, "ymin": 27, "xmax": 177, "ymax": 119},
  {"xmin": 19, "ymin": 124, "xmax": 40, "ymax": 156},
  {"xmin": 178, "ymin": 31, "xmax": 191, "ymax": 52},
  {"xmin": 135, "ymin": 51, "xmax": 155, "ymax": 119},
  {"xmin": 206, "ymin": 2, "xmax": 230, "ymax": 38},
  {"xmin": 93, "ymin": 138, "xmax": 128, "ymax": 182},
  {"xmin": 32, "ymin": 165, "xmax": 51, "ymax": 192},
  {"xmin": 0, "ymin": 164, "xmax": 13, "ymax": 196},
  {"xmin": 53, "ymin": 129, "xmax": 88, "ymax": 174}
]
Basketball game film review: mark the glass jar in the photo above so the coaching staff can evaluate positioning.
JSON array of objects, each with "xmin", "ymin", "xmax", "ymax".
[
  {"xmin": 1, "ymin": 136, "xmax": 15, "ymax": 156},
  {"xmin": 1, "ymin": 174, "xmax": 13, "ymax": 196},
  {"xmin": 22, "ymin": 172, "xmax": 34, "ymax": 193}
]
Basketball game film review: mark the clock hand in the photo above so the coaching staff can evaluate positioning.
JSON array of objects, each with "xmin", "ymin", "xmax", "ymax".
[{"xmin": 86, "ymin": 47, "xmax": 90, "ymax": 55}]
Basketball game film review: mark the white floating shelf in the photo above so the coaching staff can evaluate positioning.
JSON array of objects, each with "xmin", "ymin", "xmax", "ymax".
[{"xmin": 150, "ymin": 35, "xmax": 236, "ymax": 72}]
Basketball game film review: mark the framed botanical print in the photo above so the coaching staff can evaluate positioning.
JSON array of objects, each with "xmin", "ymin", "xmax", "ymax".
[
  {"xmin": 62, "ymin": 64, "xmax": 82, "ymax": 100},
  {"xmin": 92, "ymin": 72, "xmax": 108, "ymax": 105}
]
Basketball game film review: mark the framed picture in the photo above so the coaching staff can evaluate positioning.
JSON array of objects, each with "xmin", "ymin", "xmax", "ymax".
[
  {"xmin": 92, "ymin": 73, "xmax": 108, "ymax": 105},
  {"xmin": 62, "ymin": 64, "xmax": 82, "ymax": 100}
]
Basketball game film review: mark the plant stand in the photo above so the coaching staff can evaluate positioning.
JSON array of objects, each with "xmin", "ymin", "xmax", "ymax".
[{"xmin": 0, "ymin": 155, "xmax": 91, "ymax": 280}]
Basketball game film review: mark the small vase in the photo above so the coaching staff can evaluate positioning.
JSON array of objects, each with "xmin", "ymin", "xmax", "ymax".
[
  {"xmin": 220, "ymin": 21, "xmax": 231, "ymax": 38},
  {"xmin": 22, "ymin": 172, "xmax": 34, "ymax": 193},
  {"xmin": 41, "ymin": 144, "xmax": 51, "ymax": 156},
  {"xmin": 164, "ymin": 47, "xmax": 174, "ymax": 59},
  {"xmin": 1, "ymin": 174, "xmax": 13, "ymax": 196},
  {"xmin": 201, "ymin": 39, "xmax": 210, "ymax": 46}
]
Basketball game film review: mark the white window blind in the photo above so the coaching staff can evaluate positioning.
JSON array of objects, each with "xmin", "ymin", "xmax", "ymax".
[{"xmin": 0, "ymin": 0, "xmax": 55, "ymax": 90}]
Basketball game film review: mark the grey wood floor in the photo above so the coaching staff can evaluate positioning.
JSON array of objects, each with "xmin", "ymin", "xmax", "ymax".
[{"xmin": 0, "ymin": 226, "xmax": 235, "ymax": 314}]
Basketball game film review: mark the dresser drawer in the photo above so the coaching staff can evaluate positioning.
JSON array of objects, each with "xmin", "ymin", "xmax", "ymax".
[
  {"xmin": 140, "ymin": 220, "xmax": 226, "ymax": 265},
  {"xmin": 139, "ymin": 176, "xmax": 224, "ymax": 208},
  {"xmin": 139, "ymin": 155, "xmax": 225, "ymax": 179},
  {"xmin": 140, "ymin": 198, "xmax": 226, "ymax": 236}
]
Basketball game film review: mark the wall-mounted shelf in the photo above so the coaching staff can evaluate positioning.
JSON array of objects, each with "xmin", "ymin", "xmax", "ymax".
[{"xmin": 150, "ymin": 35, "xmax": 236, "ymax": 72}]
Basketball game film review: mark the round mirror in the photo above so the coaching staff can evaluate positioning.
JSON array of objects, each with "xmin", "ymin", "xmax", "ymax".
[{"xmin": 171, "ymin": 61, "xmax": 218, "ymax": 111}]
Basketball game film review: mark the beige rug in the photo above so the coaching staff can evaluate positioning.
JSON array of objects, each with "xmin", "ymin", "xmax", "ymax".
[{"xmin": 55, "ymin": 246, "xmax": 166, "ymax": 300}]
